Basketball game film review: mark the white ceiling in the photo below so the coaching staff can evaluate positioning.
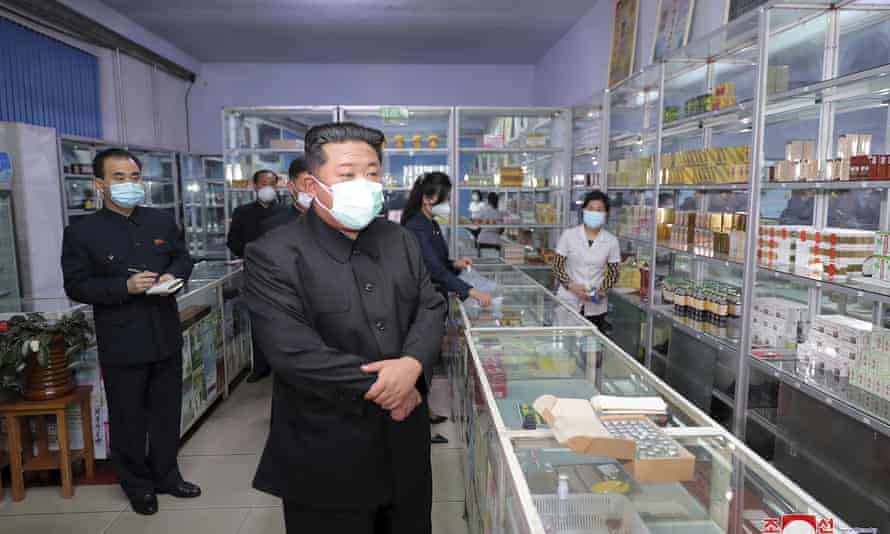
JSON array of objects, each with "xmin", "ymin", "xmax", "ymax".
[{"xmin": 101, "ymin": 0, "xmax": 598, "ymax": 64}]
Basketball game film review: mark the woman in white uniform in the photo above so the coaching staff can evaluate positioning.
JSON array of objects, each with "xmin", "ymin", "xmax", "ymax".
[{"xmin": 553, "ymin": 190, "xmax": 621, "ymax": 332}]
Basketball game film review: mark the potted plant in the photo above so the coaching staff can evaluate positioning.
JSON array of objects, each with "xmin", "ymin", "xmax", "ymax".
[
  {"xmin": 0, "ymin": 319, "xmax": 25, "ymax": 402},
  {"xmin": 0, "ymin": 312, "xmax": 93, "ymax": 401}
]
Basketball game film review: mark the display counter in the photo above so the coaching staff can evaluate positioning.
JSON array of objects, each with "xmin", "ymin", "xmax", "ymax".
[
  {"xmin": 448, "ymin": 263, "xmax": 843, "ymax": 534},
  {"xmin": 0, "ymin": 261, "xmax": 251, "ymax": 458}
]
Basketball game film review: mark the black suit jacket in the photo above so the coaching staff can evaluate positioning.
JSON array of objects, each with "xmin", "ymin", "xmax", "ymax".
[
  {"xmin": 259, "ymin": 205, "xmax": 302, "ymax": 234},
  {"xmin": 244, "ymin": 208, "xmax": 446, "ymax": 507},
  {"xmin": 61, "ymin": 207, "xmax": 194, "ymax": 366},
  {"xmin": 226, "ymin": 201, "xmax": 285, "ymax": 258}
]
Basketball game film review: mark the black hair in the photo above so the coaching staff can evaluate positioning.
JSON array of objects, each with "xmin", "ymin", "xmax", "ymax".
[
  {"xmin": 93, "ymin": 148, "xmax": 141, "ymax": 179},
  {"xmin": 583, "ymin": 190, "xmax": 610, "ymax": 212},
  {"xmin": 288, "ymin": 157, "xmax": 309, "ymax": 180},
  {"xmin": 304, "ymin": 122, "xmax": 384, "ymax": 173},
  {"xmin": 252, "ymin": 169, "xmax": 277, "ymax": 184},
  {"xmin": 487, "ymin": 192, "xmax": 499, "ymax": 209},
  {"xmin": 401, "ymin": 172, "xmax": 452, "ymax": 225}
]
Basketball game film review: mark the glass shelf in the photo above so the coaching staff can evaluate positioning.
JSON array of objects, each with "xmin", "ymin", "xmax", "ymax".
[
  {"xmin": 749, "ymin": 355, "xmax": 890, "ymax": 438},
  {"xmin": 461, "ymin": 286, "xmax": 588, "ymax": 330}
]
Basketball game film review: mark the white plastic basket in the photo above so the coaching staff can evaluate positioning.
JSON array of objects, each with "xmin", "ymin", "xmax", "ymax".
[{"xmin": 508, "ymin": 493, "xmax": 651, "ymax": 534}]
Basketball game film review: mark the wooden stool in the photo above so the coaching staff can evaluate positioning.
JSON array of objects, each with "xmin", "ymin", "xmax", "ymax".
[{"xmin": 0, "ymin": 386, "xmax": 94, "ymax": 501}]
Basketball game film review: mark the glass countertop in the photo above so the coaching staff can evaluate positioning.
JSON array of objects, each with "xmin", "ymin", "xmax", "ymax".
[
  {"xmin": 462, "ymin": 286, "xmax": 588, "ymax": 330},
  {"xmin": 470, "ymin": 329, "xmax": 703, "ymax": 431},
  {"xmin": 472, "ymin": 268, "xmax": 540, "ymax": 288},
  {"xmin": 510, "ymin": 432, "xmax": 838, "ymax": 534}
]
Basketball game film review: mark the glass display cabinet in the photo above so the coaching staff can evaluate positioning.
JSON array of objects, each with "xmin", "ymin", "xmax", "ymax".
[
  {"xmin": 223, "ymin": 106, "xmax": 339, "ymax": 256},
  {"xmin": 600, "ymin": 2, "xmax": 890, "ymax": 530},
  {"xmin": 571, "ymin": 98, "xmax": 605, "ymax": 225},
  {"xmin": 58, "ymin": 137, "xmax": 181, "ymax": 226},
  {"xmin": 0, "ymin": 262, "xmax": 246, "ymax": 459},
  {"xmin": 340, "ymin": 106, "xmax": 452, "ymax": 223},
  {"xmin": 448, "ymin": 262, "xmax": 842, "ymax": 534},
  {"xmin": 454, "ymin": 107, "xmax": 572, "ymax": 287},
  {"xmin": 58, "ymin": 137, "xmax": 110, "ymax": 225},
  {"xmin": 182, "ymin": 154, "xmax": 227, "ymax": 259},
  {"xmin": 0, "ymin": 189, "xmax": 20, "ymax": 305},
  {"xmin": 129, "ymin": 146, "xmax": 180, "ymax": 225}
]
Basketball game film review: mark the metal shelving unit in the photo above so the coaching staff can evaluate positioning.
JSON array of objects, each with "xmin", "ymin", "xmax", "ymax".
[
  {"xmin": 181, "ymin": 154, "xmax": 227, "ymax": 260},
  {"xmin": 58, "ymin": 136, "xmax": 182, "ymax": 226},
  {"xmin": 598, "ymin": 3, "xmax": 890, "ymax": 530},
  {"xmin": 453, "ymin": 107, "xmax": 572, "ymax": 283}
]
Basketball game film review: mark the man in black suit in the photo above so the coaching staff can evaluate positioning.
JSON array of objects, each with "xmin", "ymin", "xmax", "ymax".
[
  {"xmin": 259, "ymin": 157, "xmax": 312, "ymax": 234},
  {"xmin": 227, "ymin": 168, "xmax": 283, "ymax": 382},
  {"xmin": 61, "ymin": 149, "xmax": 201, "ymax": 515},
  {"xmin": 244, "ymin": 123, "xmax": 446, "ymax": 534}
]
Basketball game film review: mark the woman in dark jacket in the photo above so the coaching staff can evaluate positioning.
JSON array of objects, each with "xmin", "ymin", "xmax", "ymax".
[
  {"xmin": 402, "ymin": 172, "xmax": 493, "ymax": 307},
  {"xmin": 402, "ymin": 172, "xmax": 492, "ymax": 444}
]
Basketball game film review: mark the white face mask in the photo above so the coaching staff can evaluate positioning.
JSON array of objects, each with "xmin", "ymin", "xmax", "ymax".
[
  {"xmin": 257, "ymin": 186, "xmax": 277, "ymax": 203},
  {"xmin": 430, "ymin": 202, "xmax": 451, "ymax": 220},
  {"xmin": 296, "ymin": 191, "xmax": 313, "ymax": 210},
  {"xmin": 313, "ymin": 176, "xmax": 383, "ymax": 230}
]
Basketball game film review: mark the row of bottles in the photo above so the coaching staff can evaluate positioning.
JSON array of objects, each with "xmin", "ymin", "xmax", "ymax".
[{"xmin": 660, "ymin": 277, "xmax": 742, "ymax": 326}]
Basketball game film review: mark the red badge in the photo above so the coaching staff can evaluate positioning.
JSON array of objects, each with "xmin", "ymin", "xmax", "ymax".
[{"xmin": 154, "ymin": 239, "xmax": 166, "ymax": 247}]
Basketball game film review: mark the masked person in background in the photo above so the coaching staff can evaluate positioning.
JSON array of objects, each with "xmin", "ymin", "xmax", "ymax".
[
  {"xmin": 61, "ymin": 149, "xmax": 199, "ymax": 515},
  {"xmin": 552, "ymin": 190, "xmax": 621, "ymax": 332},
  {"xmin": 245, "ymin": 123, "xmax": 446, "ymax": 534},
  {"xmin": 227, "ymin": 168, "xmax": 284, "ymax": 382},
  {"xmin": 261, "ymin": 157, "xmax": 313, "ymax": 233},
  {"xmin": 401, "ymin": 172, "xmax": 492, "ymax": 444}
]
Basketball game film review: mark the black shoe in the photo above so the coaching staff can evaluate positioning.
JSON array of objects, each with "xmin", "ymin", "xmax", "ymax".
[
  {"xmin": 246, "ymin": 370, "xmax": 270, "ymax": 383},
  {"xmin": 431, "ymin": 433, "xmax": 449, "ymax": 444},
  {"xmin": 130, "ymin": 493, "xmax": 159, "ymax": 515},
  {"xmin": 429, "ymin": 414, "xmax": 448, "ymax": 425},
  {"xmin": 158, "ymin": 481, "xmax": 202, "ymax": 499}
]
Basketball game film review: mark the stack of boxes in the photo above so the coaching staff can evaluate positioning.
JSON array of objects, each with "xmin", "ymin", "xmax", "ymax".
[
  {"xmin": 794, "ymin": 228, "xmax": 874, "ymax": 279},
  {"xmin": 751, "ymin": 297, "xmax": 808, "ymax": 348},
  {"xmin": 800, "ymin": 315, "xmax": 873, "ymax": 379},
  {"xmin": 667, "ymin": 210, "xmax": 696, "ymax": 248},
  {"xmin": 608, "ymin": 157, "xmax": 653, "ymax": 186},
  {"xmin": 664, "ymin": 210, "xmax": 746, "ymax": 258},
  {"xmin": 502, "ymin": 244, "xmax": 526, "ymax": 265},
  {"xmin": 835, "ymin": 134, "xmax": 872, "ymax": 183},
  {"xmin": 871, "ymin": 232, "xmax": 890, "ymax": 283},
  {"xmin": 757, "ymin": 225, "xmax": 810, "ymax": 267},
  {"xmin": 759, "ymin": 225, "xmax": 876, "ymax": 278},
  {"xmin": 613, "ymin": 205, "xmax": 653, "ymax": 240},
  {"xmin": 769, "ymin": 134, "xmax": 890, "ymax": 183},
  {"xmin": 535, "ymin": 203, "xmax": 556, "ymax": 224},
  {"xmin": 851, "ymin": 327, "xmax": 890, "ymax": 400},
  {"xmin": 498, "ymin": 166, "xmax": 525, "ymax": 187},
  {"xmin": 770, "ymin": 140, "xmax": 818, "ymax": 182},
  {"xmin": 660, "ymin": 146, "xmax": 751, "ymax": 185}
]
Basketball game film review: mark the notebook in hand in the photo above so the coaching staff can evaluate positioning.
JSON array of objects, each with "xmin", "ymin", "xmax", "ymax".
[{"xmin": 146, "ymin": 277, "xmax": 184, "ymax": 296}]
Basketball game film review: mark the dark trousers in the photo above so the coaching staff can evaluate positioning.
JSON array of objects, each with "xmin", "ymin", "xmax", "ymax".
[
  {"xmin": 586, "ymin": 313, "xmax": 608, "ymax": 333},
  {"xmin": 251, "ymin": 331, "xmax": 269, "ymax": 376},
  {"xmin": 101, "ymin": 351, "xmax": 184, "ymax": 499},
  {"xmin": 283, "ymin": 497, "xmax": 432, "ymax": 534}
]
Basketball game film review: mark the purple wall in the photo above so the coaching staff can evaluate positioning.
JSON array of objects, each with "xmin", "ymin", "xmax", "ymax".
[
  {"xmin": 188, "ymin": 62, "xmax": 536, "ymax": 154},
  {"xmin": 534, "ymin": 0, "xmax": 728, "ymax": 107}
]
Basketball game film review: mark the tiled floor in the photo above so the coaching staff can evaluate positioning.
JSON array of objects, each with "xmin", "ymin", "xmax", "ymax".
[{"xmin": 0, "ymin": 377, "xmax": 467, "ymax": 534}]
